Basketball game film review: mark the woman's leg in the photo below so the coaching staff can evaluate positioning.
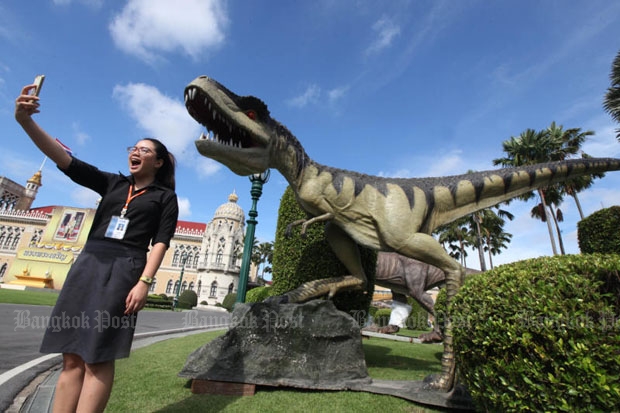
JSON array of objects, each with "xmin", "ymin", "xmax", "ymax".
[
  {"xmin": 52, "ymin": 353, "xmax": 85, "ymax": 413},
  {"xmin": 76, "ymin": 360, "xmax": 115, "ymax": 413}
]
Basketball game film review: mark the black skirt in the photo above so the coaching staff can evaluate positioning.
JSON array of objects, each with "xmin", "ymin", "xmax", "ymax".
[{"xmin": 40, "ymin": 239, "xmax": 146, "ymax": 363}]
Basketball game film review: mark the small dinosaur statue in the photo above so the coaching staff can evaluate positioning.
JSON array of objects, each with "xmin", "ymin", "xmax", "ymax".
[
  {"xmin": 185, "ymin": 75, "xmax": 620, "ymax": 391},
  {"xmin": 374, "ymin": 252, "xmax": 479, "ymax": 342}
]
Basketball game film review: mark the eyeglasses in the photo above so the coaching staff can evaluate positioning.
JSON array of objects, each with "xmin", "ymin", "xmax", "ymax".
[{"xmin": 127, "ymin": 146, "xmax": 154, "ymax": 155}]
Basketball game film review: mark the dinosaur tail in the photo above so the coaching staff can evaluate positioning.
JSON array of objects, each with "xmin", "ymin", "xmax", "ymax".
[{"xmin": 429, "ymin": 157, "xmax": 620, "ymax": 229}]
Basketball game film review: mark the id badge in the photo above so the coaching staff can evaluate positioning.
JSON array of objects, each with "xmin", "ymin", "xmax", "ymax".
[{"xmin": 105, "ymin": 216, "xmax": 130, "ymax": 239}]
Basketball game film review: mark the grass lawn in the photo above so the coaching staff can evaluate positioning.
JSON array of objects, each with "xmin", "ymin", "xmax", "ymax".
[
  {"xmin": 107, "ymin": 330, "xmax": 447, "ymax": 413},
  {"xmin": 0, "ymin": 288, "xmax": 59, "ymax": 306}
]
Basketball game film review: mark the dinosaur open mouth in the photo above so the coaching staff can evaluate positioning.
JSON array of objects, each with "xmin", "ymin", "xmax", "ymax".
[{"xmin": 185, "ymin": 86, "xmax": 258, "ymax": 149}]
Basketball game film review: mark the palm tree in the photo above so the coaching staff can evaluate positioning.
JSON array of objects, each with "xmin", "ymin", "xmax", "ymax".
[
  {"xmin": 480, "ymin": 211, "xmax": 513, "ymax": 269},
  {"xmin": 493, "ymin": 128, "xmax": 559, "ymax": 255},
  {"xmin": 476, "ymin": 206, "xmax": 514, "ymax": 269},
  {"xmin": 561, "ymin": 154, "xmax": 606, "ymax": 220},
  {"xmin": 252, "ymin": 241, "xmax": 274, "ymax": 282},
  {"xmin": 530, "ymin": 186, "xmax": 566, "ymax": 255},
  {"xmin": 434, "ymin": 217, "xmax": 474, "ymax": 267},
  {"xmin": 603, "ymin": 50, "xmax": 620, "ymax": 140}
]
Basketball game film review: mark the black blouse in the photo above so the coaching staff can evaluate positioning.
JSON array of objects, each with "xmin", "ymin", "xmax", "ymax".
[{"xmin": 59, "ymin": 157, "xmax": 179, "ymax": 251}]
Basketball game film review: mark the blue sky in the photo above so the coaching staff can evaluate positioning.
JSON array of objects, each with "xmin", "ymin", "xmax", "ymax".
[{"xmin": 1, "ymin": 0, "xmax": 619, "ymax": 270}]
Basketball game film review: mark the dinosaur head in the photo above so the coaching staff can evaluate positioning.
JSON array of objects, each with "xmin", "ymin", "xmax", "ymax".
[{"xmin": 185, "ymin": 76, "xmax": 273, "ymax": 176}]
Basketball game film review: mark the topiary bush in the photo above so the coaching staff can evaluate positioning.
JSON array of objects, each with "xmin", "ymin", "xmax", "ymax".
[
  {"xmin": 245, "ymin": 286, "xmax": 274, "ymax": 303},
  {"xmin": 451, "ymin": 254, "xmax": 620, "ymax": 412},
  {"xmin": 271, "ymin": 186, "xmax": 377, "ymax": 325},
  {"xmin": 145, "ymin": 294, "xmax": 173, "ymax": 309},
  {"xmin": 405, "ymin": 297, "xmax": 430, "ymax": 330},
  {"xmin": 577, "ymin": 205, "xmax": 620, "ymax": 253},
  {"xmin": 178, "ymin": 290, "xmax": 198, "ymax": 309},
  {"xmin": 373, "ymin": 308, "xmax": 392, "ymax": 327},
  {"xmin": 221, "ymin": 293, "xmax": 237, "ymax": 312}
]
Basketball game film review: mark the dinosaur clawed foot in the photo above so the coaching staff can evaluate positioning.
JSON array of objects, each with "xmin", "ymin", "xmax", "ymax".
[
  {"xmin": 418, "ymin": 331, "xmax": 443, "ymax": 343},
  {"xmin": 279, "ymin": 275, "xmax": 365, "ymax": 304},
  {"xmin": 422, "ymin": 373, "xmax": 454, "ymax": 392}
]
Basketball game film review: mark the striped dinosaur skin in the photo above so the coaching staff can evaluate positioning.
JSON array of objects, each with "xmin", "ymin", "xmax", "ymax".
[{"xmin": 185, "ymin": 75, "xmax": 620, "ymax": 392}]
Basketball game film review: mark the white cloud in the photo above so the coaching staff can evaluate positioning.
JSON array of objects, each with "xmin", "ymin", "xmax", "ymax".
[
  {"xmin": 365, "ymin": 16, "xmax": 400, "ymax": 56},
  {"xmin": 71, "ymin": 187, "xmax": 101, "ymax": 208},
  {"xmin": 109, "ymin": 0, "xmax": 228, "ymax": 63},
  {"xmin": 177, "ymin": 196, "xmax": 191, "ymax": 219},
  {"xmin": 378, "ymin": 149, "xmax": 484, "ymax": 178},
  {"xmin": 71, "ymin": 122, "xmax": 91, "ymax": 146},
  {"xmin": 287, "ymin": 84, "xmax": 321, "ymax": 108},
  {"xmin": 112, "ymin": 82, "xmax": 220, "ymax": 178},
  {"xmin": 327, "ymin": 86, "xmax": 349, "ymax": 104}
]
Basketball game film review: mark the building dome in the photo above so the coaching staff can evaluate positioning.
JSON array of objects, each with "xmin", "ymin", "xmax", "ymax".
[{"xmin": 213, "ymin": 191, "xmax": 245, "ymax": 222}]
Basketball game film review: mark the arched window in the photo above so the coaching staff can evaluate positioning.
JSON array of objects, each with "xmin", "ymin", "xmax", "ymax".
[
  {"xmin": 166, "ymin": 280, "xmax": 173, "ymax": 294},
  {"xmin": 0, "ymin": 263, "xmax": 7, "ymax": 282},
  {"xmin": 188, "ymin": 282, "xmax": 195, "ymax": 291},
  {"xmin": 228, "ymin": 282, "xmax": 234, "ymax": 294},
  {"xmin": 11, "ymin": 230, "xmax": 21, "ymax": 249},
  {"xmin": 215, "ymin": 249, "xmax": 223, "ymax": 264},
  {"xmin": 197, "ymin": 280, "xmax": 202, "ymax": 295},
  {"xmin": 172, "ymin": 249, "xmax": 180, "ymax": 266},
  {"xmin": 149, "ymin": 277, "xmax": 157, "ymax": 292},
  {"xmin": 181, "ymin": 281, "xmax": 188, "ymax": 292},
  {"xmin": 173, "ymin": 280, "xmax": 180, "ymax": 294},
  {"xmin": 209, "ymin": 281, "xmax": 217, "ymax": 297},
  {"xmin": 192, "ymin": 253, "xmax": 199, "ymax": 268}
]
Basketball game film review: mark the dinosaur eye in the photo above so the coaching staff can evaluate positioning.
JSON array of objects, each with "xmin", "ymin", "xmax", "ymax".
[{"xmin": 245, "ymin": 110, "xmax": 257, "ymax": 120}]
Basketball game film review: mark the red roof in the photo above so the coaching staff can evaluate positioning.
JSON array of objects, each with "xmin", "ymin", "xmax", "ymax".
[
  {"xmin": 176, "ymin": 220, "xmax": 207, "ymax": 232},
  {"xmin": 29, "ymin": 206, "xmax": 56, "ymax": 214}
]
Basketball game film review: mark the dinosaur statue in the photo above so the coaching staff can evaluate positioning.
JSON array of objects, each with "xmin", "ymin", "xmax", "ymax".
[
  {"xmin": 374, "ymin": 252, "xmax": 479, "ymax": 342},
  {"xmin": 184, "ymin": 75, "xmax": 620, "ymax": 391}
]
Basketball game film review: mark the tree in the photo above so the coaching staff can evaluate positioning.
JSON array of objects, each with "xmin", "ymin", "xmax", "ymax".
[
  {"xmin": 494, "ymin": 122, "xmax": 598, "ymax": 256},
  {"xmin": 474, "ymin": 206, "xmax": 514, "ymax": 270},
  {"xmin": 434, "ymin": 216, "xmax": 474, "ymax": 267},
  {"xmin": 252, "ymin": 241, "xmax": 274, "ymax": 282},
  {"xmin": 493, "ymin": 128, "xmax": 560, "ymax": 255},
  {"xmin": 603, "ymin": 50, "xmax": 620, "ymax": 140}
]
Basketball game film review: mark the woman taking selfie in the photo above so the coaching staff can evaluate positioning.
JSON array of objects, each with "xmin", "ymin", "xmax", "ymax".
[{"xmin": 15, "ymin": 81, "xmax": 179, "ymax": 413}]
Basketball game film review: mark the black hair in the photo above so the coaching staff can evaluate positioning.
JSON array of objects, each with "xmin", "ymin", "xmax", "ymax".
[{"xmin": 142, "ymin": 138, "xmax": 176, "ymax": 190}]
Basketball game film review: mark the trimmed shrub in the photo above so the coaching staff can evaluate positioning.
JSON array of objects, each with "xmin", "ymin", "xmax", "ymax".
[
  {"xmin": 221, "ymin": 293, "xmax": 237, "ymax": 312},
  {"xmin": 374, "ymin": 308, "xmax": 392, "ymax": 327},
  {"xmin": 405, "ymin": 297, "xmax": 430, "ymax": 330},
  {"xmin": 245, "ymin": 286, "xmax": 273, "ymax": 303},
  {"xmin": 178, "ymin": 290, "xmax": 198, "ymax": 309},
  {"xmin": 577, "ymin": 205, "xmax": 620, "ymax": 253},
  {"xmin": 200, "ymin": 300, "xmax": 208, "ymax": 305},
  {"xmin": 145, "ymin": 294, "xmax": 173, "ymax": 310},
  {"xmin": 271, "ymin": 186, "xmax": 377, "ymax": 325},
  {"xmin": 451, "ymin": 254, "xmax": 620, "ymax": 412},
  {"xmin": 433, "ymin": 287, "xmax": 447, "ymax": 335}
]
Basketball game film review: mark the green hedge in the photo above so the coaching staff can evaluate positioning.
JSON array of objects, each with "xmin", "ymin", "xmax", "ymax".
[
  {"xmin": 145, "ymin": 294, "xmax": 172, "ymax": 309},
  {"xmin": 178, "ymin": 290, "xmax": 198, "ymax": 309},
  {"xmin": 373, "ymin": 308, "xmax": 392, "ymax": 327},
  {"xmin": 245, "ymin": 286, "xmax": 274, "ymax": 303},
  {"xmin": 451, "ymin": 254, "xmax": 620, "ymax": 412},
  {"xmin": 222, "ymin": 293, "xmax": 236, "ymax": 312},
  {"xmin": 578, "ymin": 205, "xmax": 620, "ymax": 254},
  {"xmin": 405, "ymin": 296, "xmax": 431, "ymax": 330},
  {"xmin": 271, "ymin": 186, "xmax": 377, "ymax": 325}
]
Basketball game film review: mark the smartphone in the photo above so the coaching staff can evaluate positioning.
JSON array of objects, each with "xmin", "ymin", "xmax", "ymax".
[{"xmin": 32, "ymin": 75, "xmax": 45, "ymax": 96}]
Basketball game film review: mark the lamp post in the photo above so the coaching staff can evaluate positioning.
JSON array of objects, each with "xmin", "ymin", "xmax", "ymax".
[
  {"xmin": 236, "ymin": 169, "xmax": 270, "ymax": 304},
  {"xmin": 173, "ymin": 251, "xmax": 188, "ymax": 311}
]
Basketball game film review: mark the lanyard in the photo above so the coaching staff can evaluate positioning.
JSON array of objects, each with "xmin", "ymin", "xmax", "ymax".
[{"xmin": 120, "ymin": 185, "xmax": 147, "ymax": 218}]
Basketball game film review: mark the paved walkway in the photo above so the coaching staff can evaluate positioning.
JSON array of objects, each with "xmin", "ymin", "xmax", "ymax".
[{"xmin": 7, "ymin": 327, "xmax": 226, "ymax": 413}]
